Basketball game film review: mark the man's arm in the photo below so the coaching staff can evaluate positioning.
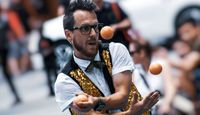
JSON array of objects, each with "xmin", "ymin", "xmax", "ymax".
[
  {"xmin": 74, "ymin": 70, "xmax": 132, "ymax": 111},
  {"xmin": 100, "ymin": 70, "xmax": 132, "ymax": 109}
]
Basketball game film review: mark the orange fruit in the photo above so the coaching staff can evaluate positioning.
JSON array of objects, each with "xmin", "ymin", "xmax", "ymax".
[
  {"xmin": 100, "ymin": 26, "xmax": 114, "ymax": 40},
  {"xmin": 149, "ymin": 63, "xmax": 162, "ymax": 75},
  {"xmin": 74, "ymin": 94, "xmax": 88, "ymax": 104}
]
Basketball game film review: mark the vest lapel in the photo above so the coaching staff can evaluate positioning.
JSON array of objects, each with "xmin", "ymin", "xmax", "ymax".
[{"xmin": 62, "ymin": 57, "xmax": 104, "ymax": 97}]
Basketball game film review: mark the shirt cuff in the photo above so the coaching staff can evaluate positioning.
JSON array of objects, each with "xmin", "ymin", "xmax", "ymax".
[{"xmin": 60, "ymin": 97, "xmax": 74, "ymax": 112}]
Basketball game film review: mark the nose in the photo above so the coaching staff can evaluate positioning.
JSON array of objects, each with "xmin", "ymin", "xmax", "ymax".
[{"xmin": 90, "ymin": 27, "xmax": 98, "ymax": 36}]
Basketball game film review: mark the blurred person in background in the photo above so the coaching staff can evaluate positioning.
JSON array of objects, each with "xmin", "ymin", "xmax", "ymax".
[
  {"xmin": 0, "ymin": 0, "xmax": 30, "ymax": 76},
  {"xmin": 130, "ymin": 41, "xmax": 176, "ymax": 115},
  {"xmin": 57, "ymin": 0, "xmax": 66, "ymax": 16},
  {"xmin": 39, "ymin": 35, "xmax": 57, "ymax": 96},
  {"xmin": 170, "ymin": 18, "xmax": 200, "ymax": 114},
  {"xmin": 170, "ymin": 39, "xmax": 196, "ymax": 102},
  {"xmin": 0, "ymin": 0, "xmax": 21, "ymax": 105},
  {"xmin": 11, "ymin": 0, "xmax": 31, "ymax": 33},
  {"xmin": 92, "ymin": 0, "xmax": 134, "ymax": 50}
]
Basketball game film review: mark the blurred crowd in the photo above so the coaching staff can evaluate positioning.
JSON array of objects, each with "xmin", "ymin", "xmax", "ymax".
[
  {"xmin": 0, "ymin": 0, "xmax": 58, "ymax": 106},
  {"xmin": 0, "ymin": 0, "xmax": 200, "ymax": 115}
]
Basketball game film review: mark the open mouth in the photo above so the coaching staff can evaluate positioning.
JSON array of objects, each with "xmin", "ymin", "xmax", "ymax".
[
  {"xmin": 88, "ymin": 41, "xmax": 98, "ymax": 45},
  {"xmin": 88, "ymin": 42, "xmax": 97, "ymax": 45}
]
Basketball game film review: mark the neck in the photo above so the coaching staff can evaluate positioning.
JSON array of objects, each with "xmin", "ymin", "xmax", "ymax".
[{"xmin": 74, "ymin": 52, "xmax": 96, "ymax": 61}]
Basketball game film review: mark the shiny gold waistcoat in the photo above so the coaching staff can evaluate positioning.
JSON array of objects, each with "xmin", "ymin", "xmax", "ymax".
[{"xmin": 67, "ymin": 47, "xmax": 150, "ymax": 115}]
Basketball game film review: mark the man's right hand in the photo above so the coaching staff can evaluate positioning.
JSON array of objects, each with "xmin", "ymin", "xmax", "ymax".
[
  {"xmin": 72, "ymin": 94, "xmax": 99, "ymax": 113},
  {"xmin": 127, "ymin": 91, "xmax": 160, "ymax": 115}
]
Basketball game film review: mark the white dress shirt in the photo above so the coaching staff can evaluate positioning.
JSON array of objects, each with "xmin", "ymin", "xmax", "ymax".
[{"xmin": 54, "ymin": 42, "xmax": 135, "ymax": 112}]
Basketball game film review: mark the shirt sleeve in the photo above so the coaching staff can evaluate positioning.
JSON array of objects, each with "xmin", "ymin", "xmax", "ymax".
[
  {"xmin": 54, "ymin": 73, "xmax": 83, "ymax": 112},
  {"xmin": 109, "ymin": 42, "xmax": 135, "ymax": 75}
]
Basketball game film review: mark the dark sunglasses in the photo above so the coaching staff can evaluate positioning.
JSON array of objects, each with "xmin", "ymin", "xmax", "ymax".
[{"xmin": 72, "ymin": 23, "xmax": 103, "ymax": 35}]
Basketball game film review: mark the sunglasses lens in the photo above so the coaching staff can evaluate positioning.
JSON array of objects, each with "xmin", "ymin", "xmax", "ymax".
[
  {"xmin": 75, "ymin": 23, "xmax": 103, "ymax": 34},
  {"xmin": 80, "ymin": 25, "xmax": 91, "ymax": 34}
]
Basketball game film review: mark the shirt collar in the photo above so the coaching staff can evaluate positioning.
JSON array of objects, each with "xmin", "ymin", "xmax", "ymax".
[{"xmin": 73, "ymin": 51, "xmax": 101, "ymax": 69}]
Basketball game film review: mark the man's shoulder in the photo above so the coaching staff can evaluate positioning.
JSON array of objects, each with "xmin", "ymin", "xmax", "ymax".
[
  {"xmin": 55, "ymin": 73, "xmax": 68, "ymax": 84},
  {"xmin": 108, "ymin": 42, "xmax": 129, "ymax": 59},
  {"xmin": 61, "ymin": 56, "xmax": 75, "ymax": 74},
  {"xmin": 109, "ymin": 42, "xmax": 127, "ymax": 50},
  {"xmin": 100, "ymin": 42, "xmax": 127, "ymax": 51}
]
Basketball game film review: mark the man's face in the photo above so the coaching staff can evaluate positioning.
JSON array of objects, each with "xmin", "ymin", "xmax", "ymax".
[
  {"xmin": 178, "ymin": 22, "xmax": 199, "ymax": 44},
  {"xmin": 67, "ymin": 10, "xmax": 99, "ymax": 60}
]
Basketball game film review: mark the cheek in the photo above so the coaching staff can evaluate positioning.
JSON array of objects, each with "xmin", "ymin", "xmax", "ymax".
[
  {"xmin": 72, "ymin": 32, "xmax": 84, "ymax": 44},
  {"xmin": 74, "ymin": 35, "xmax": 87, "ymax": 45},
  {"xmin": 73, "ymin": 39, "xmax": 83, "ymax": 53},
  {"xmin": 73, "ymin": 37, "xmax": 84, "ymax": 48},
  {"xmin": 73, "ymin": 36, "xmax": 88, "ymax": 52}
]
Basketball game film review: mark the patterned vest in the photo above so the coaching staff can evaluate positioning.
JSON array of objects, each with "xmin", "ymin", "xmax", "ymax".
[{"xmin": 62, "ymin": 43, "xmax": 150, "ymax": 115}]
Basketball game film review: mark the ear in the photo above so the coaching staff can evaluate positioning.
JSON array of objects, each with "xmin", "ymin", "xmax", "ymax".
[{"xmin": 64, "ymin": 29, "xmax": 73, "ymax": 44}]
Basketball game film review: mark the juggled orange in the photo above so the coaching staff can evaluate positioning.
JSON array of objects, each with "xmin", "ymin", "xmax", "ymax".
[
  {"xmin": 74, "ymin": 94, "xmax": 88, "ymax": 104},
  {"xmin": 100, "ymin": 26, "xmax": 114, "ymax": 40},
  {"xmin": 149, "ymin": 63, "xmax": 162, "ymax": 75}
]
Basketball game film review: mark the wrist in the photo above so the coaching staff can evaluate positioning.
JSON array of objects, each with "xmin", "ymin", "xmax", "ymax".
[{"xmin": 93, "ymin": 97, "xmax": 106, "ymax": 111}]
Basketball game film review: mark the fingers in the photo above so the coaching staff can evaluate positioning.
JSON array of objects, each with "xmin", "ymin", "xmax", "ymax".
[
  {"xmin": 73, "ymin": 93, "xmax": 93, "ymax": 112},
  {"xmin": 142, "ymin": 92, "xmax": 154, "ymax": 105},
  {"xmin": 128, "ymin": 92, "xmax": 142, "ymax": 115},
  {"xmin": 148, "ymin": 97, "xmax": 159, "ymax": 109},
  {"xmin": 72, "ymin": 102, "xmax": 90, "ymax": 112},
  {"xmin": 143, "ymin": 91, "xmax": 160, "ymax": 111},
  {"xmin": 76, "ymin": 99, "xmax": 94, "ymax": 112},
  {"xmin": 144, "ymin": 91, "xmax": 160, "ymax": 103}
]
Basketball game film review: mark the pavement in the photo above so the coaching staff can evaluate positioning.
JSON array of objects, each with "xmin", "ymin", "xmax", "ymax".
[{"xmin": 0, "ymin": 67, "xmax": 70, "ymax": 115}]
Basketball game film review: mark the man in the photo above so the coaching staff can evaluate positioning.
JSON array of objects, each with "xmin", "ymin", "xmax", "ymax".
[{"xmin": 54, "ymin": 0, "xmax": 160, "ymax": 114}]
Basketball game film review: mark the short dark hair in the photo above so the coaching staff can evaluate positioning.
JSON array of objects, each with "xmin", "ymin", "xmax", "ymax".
[
  {"xmin": 176, "ymin": 18, "xmax": 198, "ymax": 31},
  {"xmin": 133, "ymin": 41, "xmax": 152, "ymax": 59},
  {"xmin": 63, "ymin": 0, "xmax": 97, "ymax": 30}
]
